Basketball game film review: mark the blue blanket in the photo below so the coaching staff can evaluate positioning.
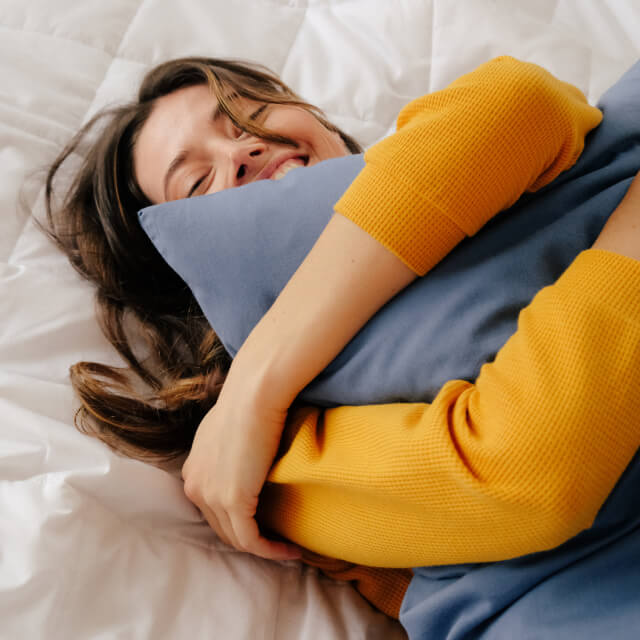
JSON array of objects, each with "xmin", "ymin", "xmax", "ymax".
[
  {"xmin": 402, "ymin": 451, "xmax": 640, "ymax": 639},
  {"xmin": 139, "ymin": 60, "xmax": 640, "ymax": 638},
  {"xmin": 401, "ymin": 60, "xmax": 640, "ymax": 639}
]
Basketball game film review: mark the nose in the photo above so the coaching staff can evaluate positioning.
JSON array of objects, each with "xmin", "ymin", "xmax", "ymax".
[{"xmin": 224, "ymin": 138, "xmax": 267, "ymax": 186}]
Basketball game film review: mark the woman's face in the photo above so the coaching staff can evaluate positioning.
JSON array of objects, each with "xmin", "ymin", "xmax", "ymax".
[{"xmin": 134, "ymin": 84, "xmax": 349, "ymax": 204}]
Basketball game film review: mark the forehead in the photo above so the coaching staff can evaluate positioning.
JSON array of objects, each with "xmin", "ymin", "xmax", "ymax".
[
  {"xmin": 140, "ymin": 84, "xmax": 214, "ymax": 144},
  {"xmin": 135, "ymin": 84, "xmax": 258, "ymax": 162},
  {"xmin": 133, "ymin": 85, "xmax": 214, "ymax": 201}
]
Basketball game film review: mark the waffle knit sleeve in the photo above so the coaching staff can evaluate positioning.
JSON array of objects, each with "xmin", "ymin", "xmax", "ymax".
[
  {"xmin": 261, "ymin": 250, "xmax": 640, "ymax": 568},
  {"xmin": 334, "ymin": 56, "xmax": 602, "ymax": 275}
]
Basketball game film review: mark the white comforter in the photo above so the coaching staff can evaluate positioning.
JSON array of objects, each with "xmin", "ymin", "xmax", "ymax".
[{"xmin": 1, "ymin": 1, "xmax": 639, "ymax": 638}]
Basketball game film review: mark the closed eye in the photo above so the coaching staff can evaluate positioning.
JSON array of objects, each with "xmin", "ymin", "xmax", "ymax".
[
  {"xmin": 249, "ymin": 104, "xmax": 267, "ymax": 120},
  {"xmin": 231, "ymin": 104, "xmax": 268, "ymax": 138},
  {"xmin": 188, "ymin": 174, "xmax": 207, "ymax": 198}
]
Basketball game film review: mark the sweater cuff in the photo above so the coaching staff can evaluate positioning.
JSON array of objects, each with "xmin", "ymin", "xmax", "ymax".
[{"xmin": 334, "ymin": 160, "xmax": 466, "ymax": 276}]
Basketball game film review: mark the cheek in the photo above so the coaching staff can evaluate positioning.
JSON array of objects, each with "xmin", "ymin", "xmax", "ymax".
[
  {"xmin": 295, "ymin": 118, "xmax": 343, "ymax": 153},
  {"xmin": 265, "ymin": 108, "xmax": 348, "ymax": 157},
  {"xmin": 326, "ymin": 129, "xmax": 349, "ymax": 155},
  {"xmin": 264, "ymin": 110, "xmax": 307, "ymax": 136},
  {"xmin": 298, "ymin": 115, "xmax": 348, "ymax": 155},
  {"xmin": 312, "ymin": 126, "xmax": 349, "ymax": 159},
  {"xmin": 266, "ymin": 109, "xmax": 320, "ymax": 139}
]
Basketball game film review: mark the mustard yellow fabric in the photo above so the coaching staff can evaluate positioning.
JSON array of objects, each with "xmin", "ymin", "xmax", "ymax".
[
  {"xmin": 334, "ymin": 56, "xmax": 602, "ymax": 275},
  {"xmin": 259, "ymin": 58, "xmax": 640, "ymax": 618},
  {"xmin": 263, "ymin": 250, "xmax": 640, "ymax": 571}
]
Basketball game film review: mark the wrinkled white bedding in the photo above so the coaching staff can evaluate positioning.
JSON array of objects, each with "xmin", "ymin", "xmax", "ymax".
[{"xmin": 1, "ymin": 1, "xmax": 639, "ymax": 638}]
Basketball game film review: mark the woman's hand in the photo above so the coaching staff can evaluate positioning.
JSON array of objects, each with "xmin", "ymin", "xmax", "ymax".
[
  {"xmin": 182, "ymin": 363, "xmax": 301, "ymax": 561},
  {"xmin": 181, "ymin": 213, "xmax": 416, "ymax": 559}
]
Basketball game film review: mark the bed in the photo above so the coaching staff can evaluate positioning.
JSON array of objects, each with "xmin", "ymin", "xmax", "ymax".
[{"xmin": 1, "ymin": 1, "xmax": 639, "ymax": 638}]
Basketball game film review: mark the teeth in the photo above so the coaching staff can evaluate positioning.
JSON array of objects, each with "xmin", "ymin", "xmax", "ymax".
[{"xmin": 272, "ymin": 158, "xmax": 306, "ymax": 180}]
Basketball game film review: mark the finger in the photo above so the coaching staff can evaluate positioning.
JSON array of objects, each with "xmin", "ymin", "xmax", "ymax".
[
  {"xmin": 199, "ymin": 505, "xmax": 234, "ymax": 548},
  {"xmin": 214, "ymin": 506, "xmax": 244, "ymax": 552},
  {"xmin": 181, "ymin": 474, "xmax": 233, "ymax": 548},
  {"xmin": 230, "ymin": 513, "xmax": 301, "ymax": 561},
  {"xmin": 180, "ymin": 456, "xmax": 190, "ymax": 482}
]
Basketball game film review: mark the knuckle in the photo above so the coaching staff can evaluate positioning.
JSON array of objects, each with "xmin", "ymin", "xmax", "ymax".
[
  {"xmin": 202, "ymin": 489, "xmax": 220, "ymax": 509},
  {"xmin": 221, "ymin": 488, "xmax": 241, "ymax": 511},
  {"xmin": 182, "ymin": 479, "xmax": 198, "ymax": 502}
]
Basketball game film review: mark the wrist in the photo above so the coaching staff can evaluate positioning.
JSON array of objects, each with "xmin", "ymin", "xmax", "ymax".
[{"xmin": 224, "ymin": 335, "xmax": 298, "ymax": 411}]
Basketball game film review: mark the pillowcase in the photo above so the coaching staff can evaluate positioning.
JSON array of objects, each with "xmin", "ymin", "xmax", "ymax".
[{"xmin": 138, "ymin": 59, "xmax": 640, "ymax": 408}]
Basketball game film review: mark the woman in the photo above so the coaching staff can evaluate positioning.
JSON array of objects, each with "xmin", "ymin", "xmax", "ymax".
[
  {"xmin": 44, "ymin": 56, "xmax": 361, "ymax": 462},
  {"xmin": 45, "ymin": 55, "xmax": 640, "ymax": 617}
]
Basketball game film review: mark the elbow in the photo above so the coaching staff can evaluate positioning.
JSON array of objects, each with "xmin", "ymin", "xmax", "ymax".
[
  {"xmin": 526, "ymin": 389, "xmax": 632, "ymax": 550},
  {"xmin": 476, "ymin": 403, "xmax": 608, "ymax": 556},
  {"xmin": 531, "ymin": 475, "xmax": 600, "ymax": 552},
  {"xmin": 520, "ymin": 421, "xmax": 607, "ymax": 551},
  {"xmin": 483, "ymin": 466, "xmax": 601, "ymax": 559}
]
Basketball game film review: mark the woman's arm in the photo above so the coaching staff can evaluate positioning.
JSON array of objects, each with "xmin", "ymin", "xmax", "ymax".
[
  {"xmin": 260, "ymin": 174, "xmax": 640, "ymax": 567},
  {"xmin": 182, "ymin": 57, "xmax": 602, "ymax": 560},
  {"xmin": 182, "ymin": 214, "xmax": 415, "ymax": 559}
]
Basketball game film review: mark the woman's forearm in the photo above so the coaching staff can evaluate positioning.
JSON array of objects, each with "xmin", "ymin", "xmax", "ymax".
[
  {"xmin": 182, "ymin": 212, "xmax": 414, "ymax": 561},
  {"xmin": 228, "ymin": 212, "xmax": 416, "ymax": 407}
]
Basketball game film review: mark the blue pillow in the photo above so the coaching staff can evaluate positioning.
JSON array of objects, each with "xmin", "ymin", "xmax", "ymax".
[{"xmin": 138, "ymin": 61, "xmax": 640, "ymax": 410}]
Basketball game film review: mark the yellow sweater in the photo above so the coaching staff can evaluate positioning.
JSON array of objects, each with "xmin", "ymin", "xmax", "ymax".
[{"xmin": 260, "ymin": 58, "xmax": 640, "ymax": 617}]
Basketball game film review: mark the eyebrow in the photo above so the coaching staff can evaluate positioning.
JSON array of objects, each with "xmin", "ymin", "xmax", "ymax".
[
  {"xmin": 162, "ymin": 94, "xmax": 240, "ymax": 201},
  {"xmin": 212, "ymin": 91, "xmax": 240, "ymax": 123}
]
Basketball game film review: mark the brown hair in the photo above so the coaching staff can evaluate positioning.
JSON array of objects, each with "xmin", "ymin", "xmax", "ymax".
[{"xmin": 42, "ymin": 56, "xmax": 361, "ymax": 463}]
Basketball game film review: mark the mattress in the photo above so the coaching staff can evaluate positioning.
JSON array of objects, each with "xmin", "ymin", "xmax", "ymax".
[{"xmin": 1, "ymin": 1, "xmax": 638, "ymax": 638}]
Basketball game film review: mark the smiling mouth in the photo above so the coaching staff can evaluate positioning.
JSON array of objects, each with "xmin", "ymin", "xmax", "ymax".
[{"xmin": 271, "ymin": 155, "xmax": 309, "ymax": 180}]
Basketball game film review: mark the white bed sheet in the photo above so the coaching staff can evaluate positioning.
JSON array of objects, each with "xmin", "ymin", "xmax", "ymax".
[{"xmin": 1, "ymin": 1, "xmax": 639, "ymax": 638}]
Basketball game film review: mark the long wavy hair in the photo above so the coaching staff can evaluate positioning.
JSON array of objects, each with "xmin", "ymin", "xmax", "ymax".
[{"xmin": 42, "ymin": 56, "xmax": 361, "ymax": 463}]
